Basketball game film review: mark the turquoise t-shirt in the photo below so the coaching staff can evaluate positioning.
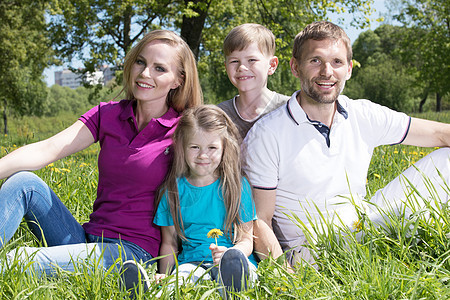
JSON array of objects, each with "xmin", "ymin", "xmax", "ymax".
[{"xmin": 154, "ymin": 176, "xmax": 258, "ymax": 266}]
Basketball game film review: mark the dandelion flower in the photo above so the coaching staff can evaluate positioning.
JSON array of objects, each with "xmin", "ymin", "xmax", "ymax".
[
  {"xmin": 207, "ymin": 228, "xmax": 223, "ymax": 246},
  {"xmin": 352, "ymin": 219, "xmax": 363, "ymax": 232}
]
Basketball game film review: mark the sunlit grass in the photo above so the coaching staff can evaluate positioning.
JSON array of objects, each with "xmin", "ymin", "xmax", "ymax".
[{"xmin": 0, "ymin": 111, "xmax": 449, "ymax": 299}]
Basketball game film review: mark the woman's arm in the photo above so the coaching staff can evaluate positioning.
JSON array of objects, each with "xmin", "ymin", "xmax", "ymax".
[
  {"xmin": 158, "ymin": 225, "xmax": 179, "ymax": 274},
  {"xmin": 0, "ymin": 120, "xmax": 94, "ymax": 179}
]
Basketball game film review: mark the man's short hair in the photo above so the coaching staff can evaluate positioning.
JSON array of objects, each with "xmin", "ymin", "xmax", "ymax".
[
  {"xmin": 292, "ymin": 21, "xmax": 352, "ymax": 63},
  {"xmin": 223, "ymin": 23, "xmax": 276, "ymax": 57}
]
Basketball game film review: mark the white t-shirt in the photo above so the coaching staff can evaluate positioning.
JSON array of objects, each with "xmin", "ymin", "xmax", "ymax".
[{"xmin": 242, "ymin": 90, "xmax": 411, "ymax": 251}]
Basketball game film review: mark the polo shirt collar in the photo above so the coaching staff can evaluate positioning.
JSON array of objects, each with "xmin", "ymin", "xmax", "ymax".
[
  {"xmin": 286, "ymin": 90, "xmax": 348, "ymax": 125},
  {"xmin": 119, "ymin": 100, "xmax": 180, "ymax": 128}
]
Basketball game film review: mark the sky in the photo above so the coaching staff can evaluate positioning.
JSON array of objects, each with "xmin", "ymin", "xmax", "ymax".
[{"xmin": 43, "ymin": 0, "xmax": 390, "ymax": 86}]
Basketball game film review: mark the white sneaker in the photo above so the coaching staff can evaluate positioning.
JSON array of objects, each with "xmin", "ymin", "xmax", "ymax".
[
  {"xmin": 218, "ymin": 248, "xmax": 249, "ymax": 299},
  {"xmin": 119, "ymin": 260, "xmax": 150, "ymax": 299}
]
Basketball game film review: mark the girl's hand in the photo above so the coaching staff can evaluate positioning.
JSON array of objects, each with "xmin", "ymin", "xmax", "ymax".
[
  {"xmin": 209, "ymin": 243, "xmax": 228, "ymax": 265},
  {"xmin": 153, "ymin": 273, "xmax": 167, "ymax": 283}
]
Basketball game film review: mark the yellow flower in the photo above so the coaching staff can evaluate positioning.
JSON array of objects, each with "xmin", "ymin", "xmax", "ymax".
[
  {"xmin": 207, "ymin": 228, "xmax": 223, "ymax": 246},
  {"xmin": 207, "ymin": 228, "xmax": 223, "ymax": 239},
  {"xmin": 352, "ymin": 219, "xmax": 363, "ymax": 232},
  {"xmin": 374, "ymin": 173, "xmax": 381, "ymax": 179}
]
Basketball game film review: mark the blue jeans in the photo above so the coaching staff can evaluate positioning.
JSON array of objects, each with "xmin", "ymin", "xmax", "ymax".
[{"xmin": 0, "ymin": 171, "xmax": 153, "ymax": 276}]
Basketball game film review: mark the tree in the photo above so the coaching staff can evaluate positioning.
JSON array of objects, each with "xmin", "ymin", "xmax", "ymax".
[
  {"xmin": 348, "ymin": 24, "xmax": 432, "ymax": 112},
  {"xmin": 0, "ymin": 0, "xmax": 52, "ymax": 134},
  {"xmin": 345, "ymin": 53, "xmax": 419, "ymax": 112},
  {"xmin": 47, "ymin": 0, "xmax": 176, "ymax": 85},
  {"xmin": 197, "ymin": 0, "xmax": 379, "ymax": 102},
  {"xmin": 46, "ymin": 0, "xmax": 378, "ymax": 102},
  {"xmin": 394, "ymin": 0, "xmax": 450, "ymax": 111}
]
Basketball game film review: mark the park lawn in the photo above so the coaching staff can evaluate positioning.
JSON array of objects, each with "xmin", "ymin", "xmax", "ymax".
[{"xmin": 0, "ymin": 112, "xmax": 449, "ymax": 299}]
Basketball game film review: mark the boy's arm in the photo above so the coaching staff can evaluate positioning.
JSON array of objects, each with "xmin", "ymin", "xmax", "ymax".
[
  {"xmin": 402, "ymin": 117, "xmax": 450, "ymax": 147},
  {"xmin": 253, "ymin": 188, "xmax": 284, "ymax": 260},
  {"xmin": 159, "ymin": 225, "xmax": 179, "ymax": 274}
]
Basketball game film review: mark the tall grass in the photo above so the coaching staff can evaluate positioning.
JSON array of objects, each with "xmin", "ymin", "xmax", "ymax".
[{"xmin": 0, "ymin": 111, "xmax": 449, "ymax": 299}]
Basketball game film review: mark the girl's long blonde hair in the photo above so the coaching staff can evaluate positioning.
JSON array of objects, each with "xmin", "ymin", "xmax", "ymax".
[
  {"xmin": 158, "ymin": 105, "xmax": 244, "ymax": 242},
  {"xmin": 123, "ymin": 29, "xmax": 203, "ymax": 111}
]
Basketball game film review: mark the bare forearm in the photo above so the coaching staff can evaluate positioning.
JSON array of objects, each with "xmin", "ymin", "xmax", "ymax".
[
  {"xmin": 0, "ymin": 142, "xmax": 52, "ymax": 179},
  {"xmin": 158, "ymin": 244, "xmax": 177, "ymax": 274},
  {"xmin": 0, "ymin": 121, "xmax": 94, "ymax": 180},
  {"xmin": 403, "ymin": 118, "xmax": 450, "ymax": 147},
  {"xmin": 253, "ymin": 219, "xmax": 283, "ymax": 260},
  {"xmin": 233, "ymin": 237, "xmax": 253, "ymax": 257}
]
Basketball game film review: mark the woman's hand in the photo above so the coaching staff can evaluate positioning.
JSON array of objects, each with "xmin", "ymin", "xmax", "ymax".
[{"xmin": 209, "ymin": 243, "xmax": 228, "ymax": 265}]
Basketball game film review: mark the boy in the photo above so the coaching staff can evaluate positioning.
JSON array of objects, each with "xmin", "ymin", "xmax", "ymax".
[{"xmin": 218, "ymin": 23, "xmax": 289, "ymax": 140}]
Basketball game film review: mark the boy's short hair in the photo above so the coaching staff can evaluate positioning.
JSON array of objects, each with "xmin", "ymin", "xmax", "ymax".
[
  {"xmin": 292, "ymin": 21, "xmax": 352, "ymax": 64},
  {"xmin": 223, "ymin": 23, "xmax": 276, "ymax": 57}
]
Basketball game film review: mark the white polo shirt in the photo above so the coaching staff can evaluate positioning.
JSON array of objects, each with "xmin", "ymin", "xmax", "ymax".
[{"xmin": 242, "ymin": 90, "xmax": 411, "ymax": 251}]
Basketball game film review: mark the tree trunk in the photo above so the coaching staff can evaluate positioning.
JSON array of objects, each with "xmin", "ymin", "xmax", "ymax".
[
  {"xmin": 180, "ymin": 0, "xmax": 212, "ymax": 60},
  {"xmin": 436, "ymin": 93, "xmax": 441, "ymax": 112},
  {"xmin": 122, "ymin": 5, "xmax": 133, "ymax": 54},
  {"xmin": 3, "ymin": 100, "xmax": 8, "ymax": 135},
  {"xmin": 418, "ymin": 90, "xmax": 428, "ymax": 113}
]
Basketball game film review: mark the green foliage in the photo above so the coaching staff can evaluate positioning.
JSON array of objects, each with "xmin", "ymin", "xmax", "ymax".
[
  {"xmin": 44, "ymin": 0, "xmax": 378, "ymax": 104},
  {"xmin": 394, "ymin": 0, "xmax": 450, "ymax": 98},
  {"xmin": 198, "ymin": 0, "xmax": 378, "ymax": 103},
  {"xmin": 0, "ymin": 0, "xmax": 52, "ymax": 133},
  {"xmin": 346, "ymin": 23, "xmax": 450, "ymax": 113},
  {"xmin": 345, "ymin": 54, "xmax": 419, "ymax": 111},
  {"xmin": 43, "ymin": 84, "xmax": 123, "ymax": 117},
  {"xmin": 1, "ymin": 111, "xmax": 449, "ymax": 298},
  {"xmin": 48, "ymin": 0, "xmax": 176, "ymax": 72}
]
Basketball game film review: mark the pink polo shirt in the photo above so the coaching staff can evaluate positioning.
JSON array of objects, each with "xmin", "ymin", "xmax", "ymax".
[{"xmin": 79, "ymin": 99, "xmax": 180, "ymax": 257}]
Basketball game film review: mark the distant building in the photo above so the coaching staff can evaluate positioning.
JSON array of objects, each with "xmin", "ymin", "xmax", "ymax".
[
  {"xmin": 54, "ymin": 66, "xmax": 116, "ymax": 89},
  {"xmin": 101, "ymin": 65, "xmax": 115, "ymax": 84},
  {"xmin": 54, "ymin": 69, "xmax": 83, "ymax": 89}
]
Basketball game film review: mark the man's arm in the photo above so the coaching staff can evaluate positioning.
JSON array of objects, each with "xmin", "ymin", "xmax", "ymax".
[
  {"xmin": 402, "ymin": 117, "xmax": 450, "ymax": 147},
  {"xmin": 253, "ymin": 188, "xmax": 284, "ymax": 260}
]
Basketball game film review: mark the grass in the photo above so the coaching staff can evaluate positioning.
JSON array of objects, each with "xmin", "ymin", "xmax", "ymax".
[{"xmin": 0, "ymin": 111, "xmax": 449, "ymax": 299}]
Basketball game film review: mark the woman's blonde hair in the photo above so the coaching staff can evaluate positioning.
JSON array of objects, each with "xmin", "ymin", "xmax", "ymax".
[
  {"xmin": 123, "ymin": 30, "xmax": 203, "ymax": 112},
  {"xmin": 158, "ymin": 105, "xmax": 244, "ymax": 242}
]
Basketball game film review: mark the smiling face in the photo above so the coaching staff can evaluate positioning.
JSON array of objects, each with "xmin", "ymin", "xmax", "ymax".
[
  {"xmin": 291, "ymin": 38, "xmax": 352, "ymax": 105},
  {"xmin": 185, "ymin": 128, "xmax": 224, "ymax": 187},
  {"xmin": 130, "ymin": 40, "xmax": 181, "ymax": 105},
  {"xmin": 225, "ymin": 42, "xmax": 277, "ymax": 94}
]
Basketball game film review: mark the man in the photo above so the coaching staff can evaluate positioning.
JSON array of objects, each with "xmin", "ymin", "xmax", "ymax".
[{"xmin": 242, "ymin": 21, "xmax": 450, "ymax": 267}]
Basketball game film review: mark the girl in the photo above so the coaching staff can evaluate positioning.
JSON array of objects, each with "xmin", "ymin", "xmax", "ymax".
[
  {"xmin": 122, "ymin": 105, "xmax": 257, "ymax": 297},
  {"xmin": 0, "ymin": 30, "xmax": 202, "ymax": 276}
]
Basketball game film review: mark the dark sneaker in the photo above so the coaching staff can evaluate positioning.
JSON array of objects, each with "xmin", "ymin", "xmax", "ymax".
[
  {"xmin": 119, "ymin": 260, "xmax": 150, "ymax": 299},
  {"xmin": 218, "ymin": 248, "xmax": 249, "ymax": 298}
]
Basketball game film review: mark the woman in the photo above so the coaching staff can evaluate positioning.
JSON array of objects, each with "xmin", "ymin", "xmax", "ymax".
[{"xmin": 0, "ymin": 29, "xmax": 202, "ymax": 275}]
